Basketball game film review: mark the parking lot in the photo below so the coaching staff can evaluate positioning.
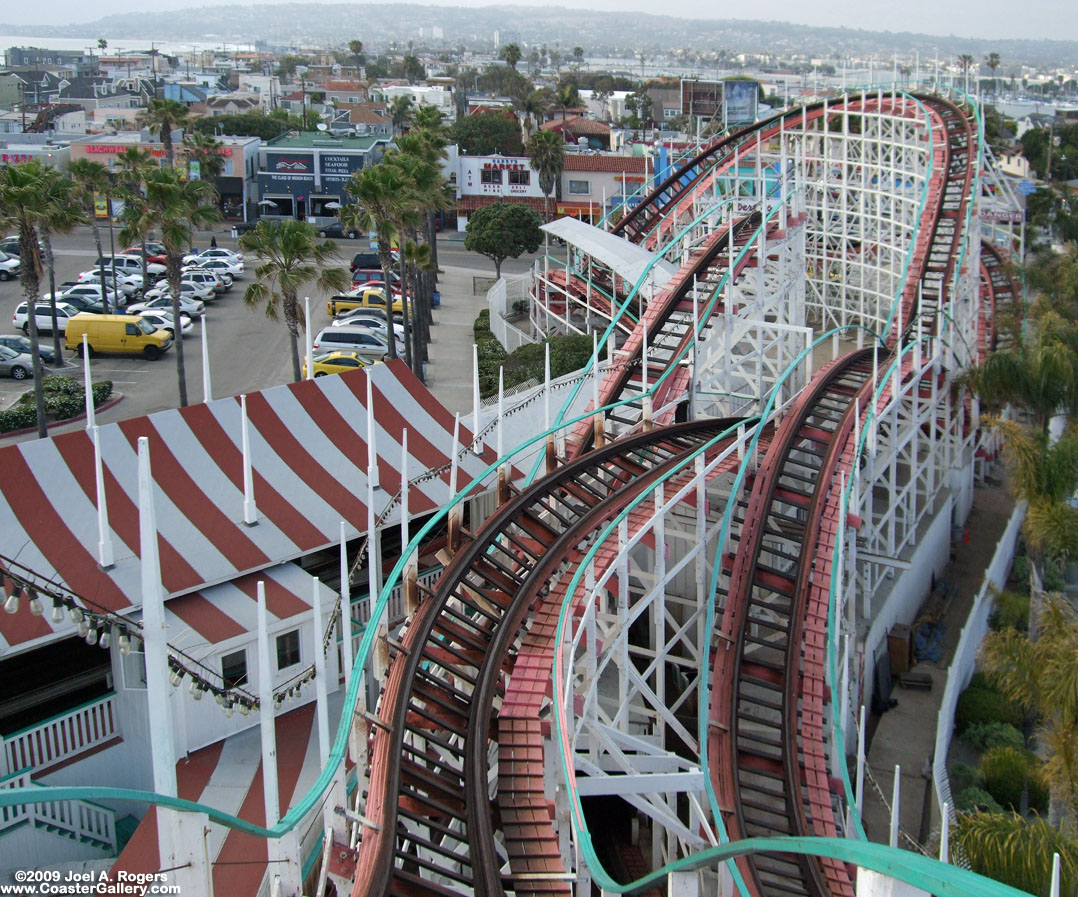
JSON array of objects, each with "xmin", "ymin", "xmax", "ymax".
[{"xmin": 0, "ymin": 227, "xmax": 538, "ymax": 443}]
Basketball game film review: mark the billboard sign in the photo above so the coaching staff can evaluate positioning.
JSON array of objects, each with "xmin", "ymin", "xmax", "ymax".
[{"xmin": 724, "ymin": 81, "xmax": 758, "ymax": 126}]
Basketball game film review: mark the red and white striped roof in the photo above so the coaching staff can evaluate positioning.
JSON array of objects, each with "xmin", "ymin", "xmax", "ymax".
[{"xmin": 0, "ymin": 361, "xmax": 497, "ymax": 653}]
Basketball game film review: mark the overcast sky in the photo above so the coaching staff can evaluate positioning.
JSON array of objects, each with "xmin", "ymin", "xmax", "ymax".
[{"xmin": 5, "ymin": 0, "xmax": 1075, "ymax": 41}]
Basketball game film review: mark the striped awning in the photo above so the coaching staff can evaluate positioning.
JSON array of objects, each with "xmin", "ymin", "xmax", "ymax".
[{"xmin": 0, "ymin": 361, "xmax": 498, "ymax": 652}]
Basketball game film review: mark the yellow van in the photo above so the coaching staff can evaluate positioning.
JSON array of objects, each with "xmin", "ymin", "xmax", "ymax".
[
  {"xmin": 65, "ymin": 314, "xmax": 173, "ymax": 359},
  {"xmin": 326, "ymin": 288, "xmax": 407, "ymax": 317}
]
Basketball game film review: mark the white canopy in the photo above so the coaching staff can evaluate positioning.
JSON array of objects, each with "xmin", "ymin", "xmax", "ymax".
[{"xmin": 541, "ymin": 217, "xmax": 679, "ymax": 297}]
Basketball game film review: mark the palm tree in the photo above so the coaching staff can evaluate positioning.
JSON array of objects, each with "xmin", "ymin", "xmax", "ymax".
[
  {"xmin": 0, "ymin": 161, "xmax": 53, "ymax": 437},
  {"xmin": 68, "ymin": 158, "xmax": 114, "ymax": 310},
  {"xmin": 981, "ymin": 594, "xmax": 1078, "ymax": 827},
  {"xmin": 181, "ymin": 131, "xmax": 226, "ymax": 182},
  {"xmin": 238, "ymin": 220, "xmax": 349, "ymax": 382},
  {"xmin": 953, "ymin": 811, "xmax": 1078, "ymax": 894},
  {"xmin": 342, "ymin": 164, "xmax": 410, "ymax": 360},
  {"xmin": 385, "ymin": 142, "xmax": 449, "ymax": 374},
  {"xmin": 513, "ymin": 88, "xmax": 548, "ymax": 141},
  {"xmin": 958, "ymin": 53, "xmax": 976, "ymax": 92},
  {"xmin": 408, "ymin": 107, "xmax": 450, "ymax": 279},
  {"xmin": 986, "ymin": 52, "xmax": 1002, "ymax": 95},
  {"xmin": 124, "ymin": 168, "xmax": 220, "ymax": 406},
  {"xmin": 136, "ymin": 98, "xmax": 190, "ymax": 168},
  {"xmin": 527, "ymin": 129, "xmax": 565, "ymax": 221},
  {"xmin": 389, "ymin": 95, "xmax": 413, "ymax": 133},
  {"xmin": 348, "ymin": 39, "xmax": 364, "ymax": 74},
  {"xmin": 35, "ymin": 169, "xmax": 83, "ymax": 362},
  {"xmin": 115, "ymin": 146, "xmax": 158, "ymax": 291},
  {"xmin": 500, "ymin": 43, "xmax": 522, "ymax": 71}
]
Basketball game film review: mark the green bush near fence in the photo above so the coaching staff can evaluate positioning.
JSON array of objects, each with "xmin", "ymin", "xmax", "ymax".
[{"xmin": 0, "ymin": 377, "xmax": 114, "ymax": 433}]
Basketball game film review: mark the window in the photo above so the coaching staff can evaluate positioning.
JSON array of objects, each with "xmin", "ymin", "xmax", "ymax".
[
  {"xmin": 348, "ymin": 96, "xmax": 359, "ymax": 103},
  {"xmin": 222, "ymin": 649, "xmax": 248, "ymax": 688},
  {"xmin": 568, "ymin": 180, "xmax": 590, "ymax": 195},
  {"xmin": 507, "ymin": 169, "xmax": 530, "ymax": 186},
  {"xmin": 125, "ymin": 324, "xmax": 139, "ymax": 335},
  {"xmin": 276, "ymin": 630, "xmax": 301, "ymax": 670},
  {"xmin": 480, "ymin": 169, "xmax": 502, "ymax": 185},
  {"xmin": 122, "ymin": 650, "xmax": 147, "ymax": 690}
]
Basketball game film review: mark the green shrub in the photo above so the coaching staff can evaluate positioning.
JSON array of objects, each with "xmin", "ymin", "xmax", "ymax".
[
  {"xmin": 473, "ymin": 309, "xmax": 491, "ymax": 337},
  {"xmin": 962, "ymin": 721, "xmax": 1026, "ymax": 752},
  {"xmin": 92, "ymin": 381, "xmax": 113, "ymax": 406},
  {"xmin": 955, "ymin": 686, "xmax": 1023, "ymax": 734},
  {"xmin": 0, "ymin": 406, "xmax": 38, "ymax": 433},
  {"xmin": 949, "ymin": 761, "xmax": 980, "ymax": 793},
  {"xmin": 954, "ymin": 786, "xmax": 1003, "ymax": 814},
  {"xmin": 991, "ymin": 590, "xmax": 1030, "ymax": 632},
  {"xmin": 979, "ymin": 746, "xmax": 1043, "ymax": 813}
]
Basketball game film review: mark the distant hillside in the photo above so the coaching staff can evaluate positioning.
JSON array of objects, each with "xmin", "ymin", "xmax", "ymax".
[{"xmin": 8, "ymin": 3, "xmax": 1078, "ymax": 66}]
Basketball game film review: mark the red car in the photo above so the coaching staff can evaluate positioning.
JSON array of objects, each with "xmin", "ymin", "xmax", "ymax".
[{"xmin": 122, "ymin": 246, "xmax": 167, "ymax": 265}]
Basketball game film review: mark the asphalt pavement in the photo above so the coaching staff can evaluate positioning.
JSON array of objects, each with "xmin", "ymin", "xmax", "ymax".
[{"xmin": 0, "ymin": 227, "xmax": 536, "ymax": 443}]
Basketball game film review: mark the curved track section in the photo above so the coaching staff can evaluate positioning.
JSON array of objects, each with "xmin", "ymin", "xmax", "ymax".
[
  {"xmin": 568, "ymin": 211, "xmax": 767, "ymax": 454},
  {"xmin": 978, "ymin": 240, "xmax": 1018, "ymax": 356},
  {"xmin": 710, "ymin": 350, "xmax": 876, "ymax": 897},
  {"xmin": 353, "ymin": 420, "xmax": 739, "ymax": 897}
]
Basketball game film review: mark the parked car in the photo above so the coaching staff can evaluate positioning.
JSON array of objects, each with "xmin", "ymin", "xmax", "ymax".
[
  {"xmin": 186, "ymin": 256, "xmax": 243, "ymax": 279},
  {"xmin": 349, "ymin": 252, "xmax": 380, "ymax": 273},
  {"xmin": 301, "ymin": 350, "xmax": 372, "ymax": 377},
  {"xmin": 311, "ymin": 325, "xmax": 397, "ymax": 360},
  {"xmin": 0, "ymin": 251, "xmax": 20, "ymax": 281},
  {"xmin": 184, "ymin": 248, "xmax": 244, "ymax": 266},
  {"xmin": 128, "ymin": 295, "xmax": 206, "ymax": 318},
  {"xmin": 135, "ymin": 309, "xmax": 193, "ymax": 338},
  {"xmin": 65, "ymin": 314, "xmax": 172, "ymax": 360},
  {"xmin": 331, "ymin": 310, "xmax": 405, "ymax": 341},
  {"xmin": 143, "ymin": 241, "xmax": 167, "ymax": 257},
  {"xmin": 99, "ymin": 254, "xmax": 166, "ymax": 277},
  {"xmin": 78, "ymin": 268, "xmax": 142, "ymax": 296},
  {"xmin": 0, "ymin": 334, "xmax": 56, "ymax": 364},
  {"xmin": 326, "ymin": 287, "xmax": 407, "ymax": 317},
  {"xmin": 13, "ymin": 301, "xmax": 81, "ymax": 334},
  {"xmin": 121, "ymin": 245, "xmax": 166, "ymax": 265},
  {"xmin": 0, "ymin": 344, "xmax": 33, "ymax": 379},
  {"xmin": 351, "ymin": 268, "xmax": 401, "ymax": 288},
  {"xmin": 145, "ymin": 279, "xmax": 215, "ymax": 302},
  {"xmin": 55, "ymin": 283, "xmax": 124, "ymax": 308},
  {"xmin": 166, "ymin": 269, "xmax": 227, "ymax": 295}
]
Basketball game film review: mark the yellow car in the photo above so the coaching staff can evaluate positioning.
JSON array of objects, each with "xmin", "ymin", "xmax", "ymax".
[
  {"xmin": 302, "ymin": 350, "xmax": 374, "ymax": 378},
  {"xmin": 326, "ymin": 287, "xmax": 408, "ymax": 317}
]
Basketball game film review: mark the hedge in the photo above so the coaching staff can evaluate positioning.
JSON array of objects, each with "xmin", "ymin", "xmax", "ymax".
[
  {"xmin": 954, "ymin": 684, "xmax": 1023, "ymax": 734},
  {"xmin": 1, "ymin": 377, "xmax": 114, "ymax": 433},
  {"xmin": 978, "ymin": 746, "xmax": 1048, "ymax": 813}
]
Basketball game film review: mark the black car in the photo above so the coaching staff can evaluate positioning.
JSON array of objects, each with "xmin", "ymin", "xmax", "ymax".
[
  {"xmin": 0, "ymin": 334, "xmax": 57, "ymax": 364},
  {"xmin": 349, "ymin": 252, "xmax": 380, "ymax": 273}
]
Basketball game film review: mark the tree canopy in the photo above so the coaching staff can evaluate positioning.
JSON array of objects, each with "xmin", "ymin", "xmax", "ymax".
[
  {"xmin": 190, "ymin": 112, "xmax": 291, "ymax": 141},
  {"xmin": 451, "ymin": 111, "xmax": 524, "ymax": 156},
  {"xmin": 464, "ymin": 203, "xmax": 542, "ymax": 278}
]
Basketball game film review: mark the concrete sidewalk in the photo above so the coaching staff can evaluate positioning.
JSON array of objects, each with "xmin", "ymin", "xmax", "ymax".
[
  {"xmin": 860, "ymin": 482, "xmax": 1014, "ymax": 852},
  {"xmin": 422, "ymin": 264, "xmax": 497, "ymax": 415}
]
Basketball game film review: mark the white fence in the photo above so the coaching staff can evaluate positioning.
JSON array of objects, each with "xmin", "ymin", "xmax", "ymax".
[
  {"xmin": 0, "ymin": 768, "xmax": 116, "ymax": 851},
  {"xmin": 932, "ymin": 501, "xmax": 1026, "ymax": 832},
  {"xmin": 0, "ymin": 693, "xmax": 118, "ymax": 777},
  {"xmin": 487, "ymin": 275, "xmax": 538, "ymax": 353}
]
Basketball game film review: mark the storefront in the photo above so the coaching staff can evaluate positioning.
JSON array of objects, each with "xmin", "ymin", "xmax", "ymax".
[{"xmin": 255, "ymin": 132, "xmax": 392, "ymax": 226}]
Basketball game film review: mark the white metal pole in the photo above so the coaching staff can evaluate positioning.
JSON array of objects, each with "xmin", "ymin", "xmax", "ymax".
[
  {"xmin": 138, "ymin": 436, "xmax": 177, "ymax": 799},
  {"xmin": 889, "ymin": 764, "xmax": 901, "ymax": 849},
  {"xmin": 856, "ymin": 704, "xmax": 866, "ymax": 813},
  {"xmin": 544, "ymin": 342, "xmax": 551, "ymax": 434},
  {"xmin": 304, "ymin": 296, "xmax": 314, "ymax": 381},
  {"xmin": 93, "ymin": 425, "xmax": 114, "ymax": 569},
  {"xmin": 472, "ymin": 343, "xmax": 480, "ymax": 451},
  {"xmin": 1050, "ymin": 852, "xmax": 1061, "ymax": 897},
  {"xmin": 82, "ymin": 334, "xmax": 95, "ymax": 430},
  {"xmin": 497, "ymin": 367, "xmax": 504, "ymax": 464},
  {"xmin": 201, "ymin": 318, "xmax": 212, "ymax": 402},
  {"xmin": 339, "ymin": 521, "xmax": 352, "ymax": 687},
  {"xmin": 366, "ymin": 371, "xmax": 379, "ymax": 490},
  {"xmin": 400, "ymin": 428, "xmax": 410, "ymax": 560},
  {"xmin": 311, "ymin": 577, "xmax": 330, "ymax": 766},
  {"xmin": 939, "ymin": 804, "xmax": 950, "ymax": 863},
  {"xmin": 256, "ymin": 581, "xmax": 280, "ymax": 829},
  {"xmin": 241, "ymin": 394, "xmax": 257, "ymax": 525}
]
